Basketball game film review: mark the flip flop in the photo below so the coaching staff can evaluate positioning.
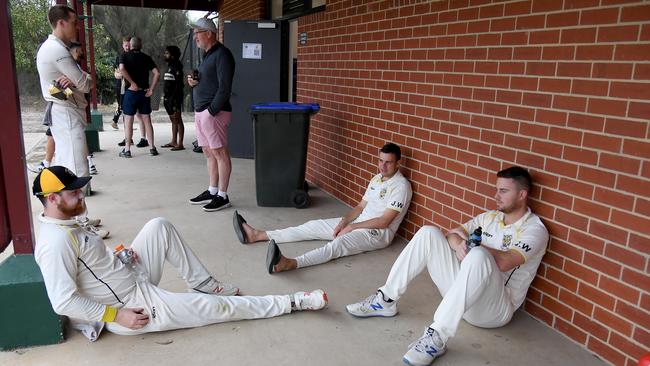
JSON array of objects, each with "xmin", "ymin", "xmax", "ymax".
[
  {"xmin": 171, "ymin": 146, "xmax": 185, "ymax": 151},
  {"xmin": 161, "ymin": 143, "xmax": 174, "ymax": 148},
  {"xmin": 232, "ymin": 210, "xmax": 248, "ymax": 244},
  {"xmin": 266, "ymin": 240, "xmax": 281, "ymax": 274}
]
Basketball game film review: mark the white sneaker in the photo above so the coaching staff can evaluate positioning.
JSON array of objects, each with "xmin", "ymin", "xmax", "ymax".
[
  {"xmin": 86, "ymin": 218, "xmax": 101, "ymax": 227},
  {"xmin": 193, "ymin": 276, "xmax": 240, "ymax": 296},
  {"xmin": 293, "ymin": 289, "xmax": 328, "ymax": 311},
  {"xmin": 346, "ymin": 291, "xmax": 397, "ymax": 317},
  {"xmin": 86, "ymin": 225, "xmax": 110, "ymax": 239},
  {"xmin": 403, "ymin": 328, "xmax": 447, "ymax": 366}
]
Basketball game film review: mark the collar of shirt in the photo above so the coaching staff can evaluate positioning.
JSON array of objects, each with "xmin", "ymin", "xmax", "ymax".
[
  {"xmin": 496, "ymin": 207, "xmax": 532, "ymax": 230},
  {"xmin": 38, "ymin": 212, "xmax": 77, "ymax": 226}
]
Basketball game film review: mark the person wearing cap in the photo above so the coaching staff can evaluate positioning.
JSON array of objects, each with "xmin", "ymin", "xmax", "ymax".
[
  {"xmin": 36, "ymin": 5, "xmax": 92, "ymax": 178},
  {"xmin": 233, "ymin": 143, "xmax": 412, "ymax": 275},
  {"xmin": 187, "ymin": 17, "xmax": 236, "ymax": 212},
  {"xmin": 118, "ymin": 36, "xmax": 160, "ymax": 158},
  {"xmin": 32, "ymin": 166, "xmax": 328, "ymax": 337}
]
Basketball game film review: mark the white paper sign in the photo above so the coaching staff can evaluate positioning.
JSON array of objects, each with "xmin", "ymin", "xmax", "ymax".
[{"xmin": 242, "ymin": 43, "xmax": 262, "ymax": 59}]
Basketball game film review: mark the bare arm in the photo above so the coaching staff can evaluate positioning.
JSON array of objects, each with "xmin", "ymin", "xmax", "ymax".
[
  {"xmin": 146, "ymin": 68, "xmax": 160, "ymax": 97},
  {"xmin": 333, "ymin": 202, "xmax": 366, "ymax": 237},
  {"xmin": 446, "ymin": 226, "xmax": 525, "ymax": 272}
]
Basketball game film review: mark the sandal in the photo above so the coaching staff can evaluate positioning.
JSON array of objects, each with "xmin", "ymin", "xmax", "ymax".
[
  {"xmin": 171, "ymin": 146, "xmax": 185, "ymax": 151},
  {"xmin": 161, "ymin": 143, "xmax": 174, "ymax": 148}
]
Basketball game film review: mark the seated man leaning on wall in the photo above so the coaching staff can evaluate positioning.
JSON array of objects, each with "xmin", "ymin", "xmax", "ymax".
[
  {"xmin": 32, "ymin": 166, "xmax": 328, "ymax": 336},
  {"xmin": 233, "ymin": 142, "xmax": 412, "ymax": 274},
  {"xmin": 346, "ymin": 166, "xmax": 548, "ymax": 366}
]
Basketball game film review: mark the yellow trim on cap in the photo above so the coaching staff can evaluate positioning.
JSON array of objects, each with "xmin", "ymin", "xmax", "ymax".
[{"xmin": 40, "ymin": 169, "xmax": 65, "ymax": 195}]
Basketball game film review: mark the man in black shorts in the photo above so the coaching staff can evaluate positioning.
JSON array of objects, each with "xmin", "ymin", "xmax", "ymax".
[
  {"xmin": 118, "ymin": 36, "xmax": 160, "ymax": 158},
  {"xmin": 161, "ymin": 45, "xmax": 185, "ymax": 151}
]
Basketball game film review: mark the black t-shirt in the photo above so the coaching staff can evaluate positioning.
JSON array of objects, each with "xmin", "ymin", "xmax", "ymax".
[
  {"xmin": 120, "ymin": 50, "xmax": 156, "ymax": 89},
  {"xmin": 163, "ymin": 60, "xmax": 183, "ymax": 101}
]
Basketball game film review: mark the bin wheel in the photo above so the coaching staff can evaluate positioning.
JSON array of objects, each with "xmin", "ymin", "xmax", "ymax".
[{"xmin": 290, "ymin": 190, "xmax": 310, "ymax": 209}]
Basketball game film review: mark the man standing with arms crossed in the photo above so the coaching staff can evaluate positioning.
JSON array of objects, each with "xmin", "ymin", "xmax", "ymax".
[
  {"xmin": 36, "ymin": 5, "xmax": 91, "ymax": 179},
  {"xmin": 119, "ymin": 36, "xmax": 160, "ymax": 158},
  {"xmin": 187, "ymin": 17, "xmax": 236, "ymax": 212}
]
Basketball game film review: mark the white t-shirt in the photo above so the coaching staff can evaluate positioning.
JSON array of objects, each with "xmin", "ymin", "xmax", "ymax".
[
  {"xmin": 357, "ymin": 170, "xmax": 412, "ymax": 234},
  {"xmin": 461, "ymin": 208, "xmax": 548, "ymax": 308}
]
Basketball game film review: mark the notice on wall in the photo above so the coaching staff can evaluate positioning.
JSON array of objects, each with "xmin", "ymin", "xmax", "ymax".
[{"xmin": 242, "ymin": 43, "xmax": 262, "ymax": 59}]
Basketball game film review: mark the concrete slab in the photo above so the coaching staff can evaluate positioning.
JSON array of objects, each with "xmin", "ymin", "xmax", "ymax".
[{"xmin": 1, "ymin": 119, "xmax": 606, "ymax": 365}]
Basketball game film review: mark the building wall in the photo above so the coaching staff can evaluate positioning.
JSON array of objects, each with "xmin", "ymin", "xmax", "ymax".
[
  {"xmin": 217, "ymin": 0, "xmax": 265, "ymax": 40},
  {"xmin": 220, "ymin": 1, "xmax": 650, "ymax": 365}
]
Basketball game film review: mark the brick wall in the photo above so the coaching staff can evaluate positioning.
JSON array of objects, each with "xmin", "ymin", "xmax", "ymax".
[
  {"xmin": 217, "ymin": 0, "xmax": 265, "ymax": 40},
  {"xmin": 297, "ymin": 1, "xmax": 649, "ymax": 365},
  {"xmin": 219, "ymin": 0, "xmax": 649, "ymax": 365}
]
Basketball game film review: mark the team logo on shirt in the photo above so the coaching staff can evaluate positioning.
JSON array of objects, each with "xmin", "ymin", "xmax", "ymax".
[
  {"xmin": 501, "ymin": 234, "xmax": 512, "ymax": 250},
  {"xmin": 379, "ymin": 188, "xmax": 387, "ymax": 199},
  {"xmin": 370, "ymin": 229, "xmax": 379, "ymax": 236},
  {"xmin": 390, "ymin": 201, "xmax": 403, "ymax": 209},
  {"xmin": 513, "ymin": 240, "xmax": 532, "ymax": 252}
]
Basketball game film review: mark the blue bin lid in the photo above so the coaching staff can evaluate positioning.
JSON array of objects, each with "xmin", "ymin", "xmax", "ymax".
[{"xmin": 250, "ymin": 102, "xmax": 320, "ymax": 112}]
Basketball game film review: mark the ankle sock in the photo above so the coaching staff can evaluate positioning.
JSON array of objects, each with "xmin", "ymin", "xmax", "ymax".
[
  {"xmin": 208, "ymin": 186, "xmax": 218, "ymax": 195},
  {"xmin": 218, "ymin": 191, "xmax": 228, "ymax": 199}
]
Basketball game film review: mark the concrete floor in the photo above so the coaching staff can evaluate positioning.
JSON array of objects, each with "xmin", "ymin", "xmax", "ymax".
[{"xmin": 1, "ymin": 119, "xmax": 606, "ymax": 366}]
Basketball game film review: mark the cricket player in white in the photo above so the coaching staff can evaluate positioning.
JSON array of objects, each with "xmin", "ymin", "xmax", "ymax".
[
  {"xmin": 36, "ymin": 5, "xmax": 92, "ymax": 178},
  {"xmin": 32, "ymin": 166, "xmax": 327, "ymax": 336},
  {"xmin": 346, "ymin": 166, "xmax": 548, "ymax": 366},
  {"xmin": 233, "ymin": 143, "xmax": 412, "ymax": 273}
]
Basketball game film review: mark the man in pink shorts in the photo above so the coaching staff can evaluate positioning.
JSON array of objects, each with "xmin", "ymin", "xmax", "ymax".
[{"xmin": 186, "ymin": 16, "xmax": 236, "ymax": 212}]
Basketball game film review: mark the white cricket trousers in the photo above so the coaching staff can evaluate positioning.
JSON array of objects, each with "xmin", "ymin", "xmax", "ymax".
[
  {"xmin": 379, "ymin": 226, "xmax": 516, "ymax": 343},
  {"xmin": 267, "ymin": 217, "xmax": 393, "ymax": 268},
  {"xmin": 106, "ymin": 218, "xmax": 291, "ymax": 335},
  {"xmin": 50, "ymin": 103, "xmax": 89, "ymax": 177}
]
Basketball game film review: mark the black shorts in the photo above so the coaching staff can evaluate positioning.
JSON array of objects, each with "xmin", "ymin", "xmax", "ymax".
[
  {"xmin": 164, "ymin": 97, "xmax": 182, "ymax": 115},
  {"xmin": 45, "ymin": 127, "xmax": 52, "ymax": 137}
]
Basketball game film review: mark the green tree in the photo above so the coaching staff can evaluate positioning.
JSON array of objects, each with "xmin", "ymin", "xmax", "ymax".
[{"xmin": 10, "ymin": 0, "xmax": 52, "ymax": 73}]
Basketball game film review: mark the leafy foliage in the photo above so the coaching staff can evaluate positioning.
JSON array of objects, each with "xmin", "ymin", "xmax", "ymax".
[{"xmin": 10, "ymin": 0, "xmax": 52, "ymax": 73}]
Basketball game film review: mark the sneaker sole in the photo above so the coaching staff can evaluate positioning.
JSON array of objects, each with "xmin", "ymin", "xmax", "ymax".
[
  {"xmin": 345, "ymin": 307, "xmax": 397, "ymax": 318},
  {"xmin": 202, "ymin": 202, "xmax": 232, "ymax": 212},
  {"xmin": 189, "ymin": 199, "xmax": 213, "ymax": 205}
]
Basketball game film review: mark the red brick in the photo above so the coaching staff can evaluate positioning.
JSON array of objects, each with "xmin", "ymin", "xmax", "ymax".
[
  {"xmin": 588, "ymin": 99, "xmax": 627, "ymax": 117},
  {"xmin": 572, "ymin": 79, "xmax": 609, "ymax": 96},
  {"xmin": 546, "ymin": 221, "xmax": 569, "ymax": 240},
  {"xmin": 532, "ymin": 140, "xmax": 562, "ymax": 158},
  {"xmin": 532, "ymin": 0, "xmax": 563, "ymax": 12},
  {"xmin": 622, "ymin": 268, "xmax": 650, "ymax": 294},
  {"xmin": 574, "ymin": 197, "xmax": 610, "ymax": 221},
  {"xmin": 578, "ymin": 282, "xmax": 616, "ymax": 310},
  {"xmin": 553, "ymin": 95, "xmax": 587, "ymax": 112},
  {"xmin": 568, "ymin": 114, "xmax": 605, "ymax": 133},
  {"xmin": 562, "ymin": 146, "xmax": 598, "ymax": 165},
  {"xmin": 559, "ymin": 178, "xmax": 594, "ymax": 199},
  {"xmin": 498, "ymin": 62, "xmax": 525, "ymax": 74},
  {"xmin": 524, "ymin": 300, "xmax": 554, "ymax": 326},
  {"xmin": 629, "ymin": 101, "xmax": 650, "ymax": 119},
  {"xmin": 600, "ymin": 276, "xmax": 641, "ymax": 304},
  {"xmin": 583, "ymin": 132, "xmax": 621, "ymax": 153},
  {"xmin": 611, "ymin": 333, "xmax": 647, "ymax": 363},
  {"xmin": 636, "ymin": 197, "xmax": 650, "ymax": 217},
  {"xmin": 594, "ymin": 187, "xmax": 634, "ymax": 211},
  {"xmin": 542, "ymin": 188, "xmax": 574, "ymax": 210},
  {"xmin": 617, "ymin": 174, "xmax": 650, "ymax": 197},
  {"xmin": 555, "ymin": 317, "xmax": 588, "ymax": 344},
  {"xmin": 617, "ymin": 300, "xmax": 650, "ymax": 330},
  {"xmin": 589, "ymin": 220, "xmax": 628, "ymax": 246},
  {"xmin": 530, "ymin": 30, "xmax": 560, "ymax": 44},
  {"xmin": 612, "ymin": 209, "xmax": 650, "ymax": 237},
  {"xmin": 551, "ymin": 126, "xmax": 584, "ymax": 145},
  {"xmin": 634, "ymin": 64, "xmax": 650, "ymax": 80},
  {"xmin": 600, "ymin": 152, "xmax": 641, "ymax": 174},
  {"xmin": 592, "ymin": 62, "xmax": 633, "ymax": 79},
  {"xmin": 546, "ymin": 11, "xmax": 579, "ymax": 27},
  {"xmin": 564, "ymin": 258, "xmax": 600, "ymax": 284},
  {"xmin": 546, "ymin": 158, "xmax": 578, "ymax": 178},
  {"xmin": 510, "ymin": 76, "xmax": 538, "ymax": 91},
  {"xmin": 611, "ymin": 81, "xmax": 650, "ymax": 100},
  {"xmin": 539, "ymin": 78, "xmax": 571, "ymax": 93},
  {"xmin": 557, "ymin": 62, "xmax": 592, "ymax": 78},
  {"xmin": 633, "ymin": 326, "xmax": 650, "ymax": 349},
  {"xmin": 621, "ymin": 4, "xmax": 650, "ymax": 22},
  {"xmin": 594, "ymin": 307, "xmax": 634, "ymax": 338},
  {"xmin": 549, "ymin": 237, "xmax": 582, "ymax": 261},
  {"xmin": 564, "ymin": 0, "xmax": 599, "ymax": 9},
  {"xmin": 576, "ymin": 45, "xmax": 614, "ymax": 60},
  {"xmin": 531, "ymin": 276, "xmax": 560, "ymax": 297},
  {"xmin": 505, "ymin": 1, "xmax": 531, "ymax": 16},
  {"xmin": 541, "ymin": 46, "xmax": 574, "ymax": 60},
  {"xmin": 616, "ymin": 44, "xmax": 650, "ymax": 61},
  {"xmin": 516, "ymin": 14, "xmax": 546, "ymax": 30},
  {"xmin": 587, "ymin": 337, "xmax": 626, "ymax": 366},
  {"xmin": 598, "ymin": 25, "xmax": 640, "ymax": 42},
  {"xmin": 561, "ymin": 27, "xmax": 597, "ymax": 43},
  {"xmin": 554, "ymin": 208, "xmax": 589, "ymax": 232},
  {"xmin": 573, "ymin": 313, "xmax": 609, "ymax": 342},
  {"xmin": 514, "ymin": 46, "xmax": 542, "ymax": 60},
  {"xmin": 627, "ymin": 233, "xmax": 650, "ymax": 255},
  {"xmin": 581, "ymin": 8, "xmax": 620, "ymax": 25},
  {"xmin": 541, "ymin": 295, "xmax": 573, "ymax": 320}
]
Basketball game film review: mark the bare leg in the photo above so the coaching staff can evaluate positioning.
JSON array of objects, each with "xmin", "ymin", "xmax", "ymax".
[
  {"xmin": 45, "ymin": 135, "xmax": 55, "ymax": 163},
  {"xmin": 241, "ymin": 222, "xmax": 270, "ymax": 243},
  {"xmin": 141, "ymin": 114, "xmax": 155, "ymax": 148},
  {"xmin": 124, "ymin": 115, "xmax": 134, "ymax": 150},
  {"xmin": 211, "ymin": 147, "xmax": 231, "ymax": 192},
  {"xmin": 205, "ymin": 150, "xmax": 219, "ymax": 187},
  {"xmin": 169, "ymin": 113, "xmax": 178, "ymax": 146},
  {"xmin": 176, "ymin": 112, "xmax": 184, "ymax": 148},
  {"xmin": 274, "ymin": 256, "xmax": 298, "ymax": 273}
]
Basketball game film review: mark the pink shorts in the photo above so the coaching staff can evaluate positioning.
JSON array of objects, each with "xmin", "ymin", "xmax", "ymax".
[{"xmin": 194, "ymin": 110, "xmax": 232, "ymax": 149}]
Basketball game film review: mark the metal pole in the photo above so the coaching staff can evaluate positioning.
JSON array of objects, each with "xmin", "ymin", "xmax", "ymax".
[
  {"xmin": 87, "ymin": 1, "xmax": 98, "ymax": 109},
  {"xmin": 0, "ymin": 0, "xmax": 35, "ymax": 254}
]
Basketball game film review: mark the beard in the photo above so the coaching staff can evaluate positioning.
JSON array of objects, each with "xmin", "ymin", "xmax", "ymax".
[{"xmin": 58, "ymin": 199, "xmax": 86, "ymax": 218}]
